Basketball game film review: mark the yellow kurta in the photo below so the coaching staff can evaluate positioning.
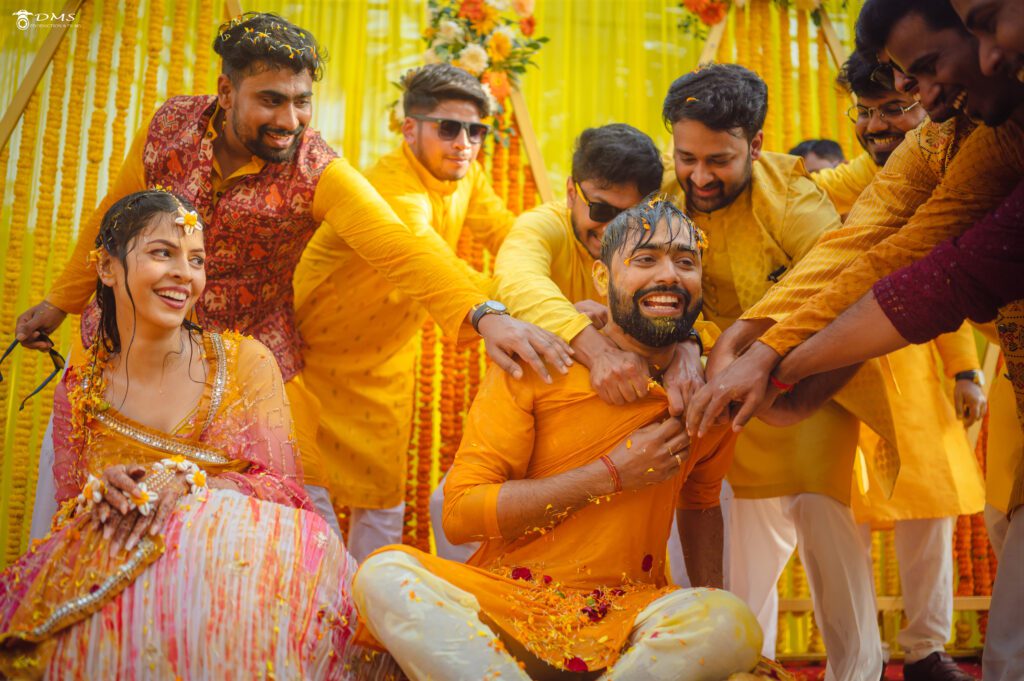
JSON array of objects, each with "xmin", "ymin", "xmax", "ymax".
[
  {"xmin": 811, "ymin": 152, "xmax": 880, "ymax": 217},
  {"xmin": 987, "ymin": 370, "xmax": 1024, "ymax": 515},
  {"xmin": 47, "ymin": 118, "xmax": 490, "ymax": 489},
  {"xmin": 853, "ymin": 325, "xmax": 985, "ymax": 524},
  {"xmin": 493, "ymin": 200, "xmax": 720, "ymax": 348},
  {"xmin": 810, "ymin": 146, "xmax": 985, "ymax": 523},
  {"xmin": 668, "ymin": 152, "xmax": 863, "ymax": 502},
  {"xmin": 745, "ymin": 114, "xmax": 1024, "ymax": 356},
  {"xmin": 493, "ymin": 201, "xmax": 603, "ymax": 342},
  {"xmin": 294, "ymin": 144, "xmax": 514, "ymax": 509}
]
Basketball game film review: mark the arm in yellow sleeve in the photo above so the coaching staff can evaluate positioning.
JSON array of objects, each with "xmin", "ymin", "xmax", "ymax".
[
  {"xmin": 755, "ymin": 120, "xmax": 1024, "ymax": 357},
  {"xmin": 776, "ymin": 171, "xmax": 843, "ymax": 263},
  {"xmin": 462, "ymin": 163, "xmax": 516, "ymax": 256},
  {"xmin": 933, "ymin": 324, "xmax": 981, "ymax": 378},
  {"xmin": 370, "ymin": 169, "xmax": 491, "ymax": 295},
  {"xmin": 46, "ymin": 121, "xmax": 150, "ymax": 313},
  {"xmin": 811, "ymin": 153, "xmax": 879, "ymax": 217},
  {"xmin": 313, "ymin": 158, "xmax": 484, "ymax": 341},
  {"xmin": 493, "ymin": 206, "xmax": 592, "ymax": 343},
  {"xmin": 442, "ymin": 366, "xmax": 537, "ymax": 544}
]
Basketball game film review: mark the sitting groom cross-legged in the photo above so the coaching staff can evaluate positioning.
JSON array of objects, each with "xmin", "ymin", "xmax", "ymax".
[{"xmin": 352, "ymin": 197, "xmax": 762, "ymax": 680}]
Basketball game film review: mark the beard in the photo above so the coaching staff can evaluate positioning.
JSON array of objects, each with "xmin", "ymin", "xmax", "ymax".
[
  {"xmin": 231, "ymin": 108, "xmax": 305, "ymax": 163},
  {"xmin": 685, "ymin": 155, "xmax": 752, "ymax": 213},
  {"xmin": 608, "ymin": 281, "xmax": 703, "ymax": 348}
]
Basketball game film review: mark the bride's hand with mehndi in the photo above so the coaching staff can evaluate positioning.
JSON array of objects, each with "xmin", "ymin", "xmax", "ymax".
[{"xmin": 90, "ymin": 464, "xmax": 189, "ymax": 556}]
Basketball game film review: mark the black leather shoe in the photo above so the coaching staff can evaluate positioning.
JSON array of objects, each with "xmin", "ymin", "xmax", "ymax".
[{"xmin": 903, "ymin": 652, "xmax": 977, "ymax": 681}]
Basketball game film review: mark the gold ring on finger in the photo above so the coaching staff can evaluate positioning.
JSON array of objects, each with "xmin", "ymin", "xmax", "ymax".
[{"xmin": 673, "ymin": 452, "xmax": 683, "ymax": 467}]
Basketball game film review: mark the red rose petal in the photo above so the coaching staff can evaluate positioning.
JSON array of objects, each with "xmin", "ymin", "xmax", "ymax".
[
  {"xmin": 511, "ymin": 566, "xmax": 533, "ymax": 581},
  {"xmin": 641, "ymin": 553, "xmax": 653, "ymax": 572},
  {"xmin": 564, "ymin": 656, "xmax": 589, "ymax": 672}
]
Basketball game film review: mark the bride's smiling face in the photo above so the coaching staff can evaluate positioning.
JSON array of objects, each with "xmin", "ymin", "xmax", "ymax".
[{"xmin": 98, "ymin": 214, "xmax": 207, "ymax": 334}]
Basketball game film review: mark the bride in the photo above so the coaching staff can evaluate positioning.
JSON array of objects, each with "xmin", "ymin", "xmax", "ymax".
[{"xmin": 0, "ymin": 190, "xmax": 396, "ymax": 679}]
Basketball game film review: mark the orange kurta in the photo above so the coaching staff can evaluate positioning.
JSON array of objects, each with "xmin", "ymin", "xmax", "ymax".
[{"xmin": 356, "ymin": 362, "xmax": 736, "ymax": 672}]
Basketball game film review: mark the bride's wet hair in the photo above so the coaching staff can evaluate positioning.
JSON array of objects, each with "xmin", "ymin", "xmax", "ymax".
[{"xmin": 92, "ymin": 190, "xmax": 206, "ymax": 405}]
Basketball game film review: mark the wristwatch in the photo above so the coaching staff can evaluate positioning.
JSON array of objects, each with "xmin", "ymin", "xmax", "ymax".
[
  {"xmin": 686, "ymin": 328, "xmax": 704, "ymax": 356},
  {"xmin": 954, "ymin": 369, "xmax": 985, "ymax": 387},
  {"xmin": 471, "ymin": 300, "xmax": 509, "ymax": 333}
]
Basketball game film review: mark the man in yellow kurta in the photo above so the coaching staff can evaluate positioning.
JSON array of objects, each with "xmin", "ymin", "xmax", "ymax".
[
  {"xmin": 430, "ymin": 124, "xmax": 716, "ymax": 561},
  {"xmin": 17, "ymin": 20, "xmax": 569, "ymax": 539},
  {"xmin": 812, "ymin": 52, "xmax": 987, "ymax": 678},
  {"xmin": 686, "ymin": 4, "xmax": 1024, "ymax": 431},
  {"xmin": 662, "ymin": 64, "xmax": 884, "ymax": 680},
  {"xmin": 293, "ymin": 64, "xmax": 517, "ymax": 561},
  {"xmin": 352, "ymin": 200, "xmax": 763, "ymax": 680}
]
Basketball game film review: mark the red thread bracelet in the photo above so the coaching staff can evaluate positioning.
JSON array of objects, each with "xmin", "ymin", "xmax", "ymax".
[
  {"xmin": 769, "ymin": 374, "xmax": 795, "ymax": 393},
  {"xmin": 599, "ymin": 455, "xmax": 622, "ymax": 493}
]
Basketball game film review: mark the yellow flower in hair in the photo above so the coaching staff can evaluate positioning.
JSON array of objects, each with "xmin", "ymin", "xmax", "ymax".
[
  {"xmin": 175, "ymin": 209, "xmax": 201, "ymax": 235},
  {"xmin": 87, "ymin": 248, "xmax": 105, "ymax": 265}
]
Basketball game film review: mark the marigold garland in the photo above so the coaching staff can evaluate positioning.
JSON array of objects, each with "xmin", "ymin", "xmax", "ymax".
[
  {"xmin": 1, "ymin": 90, "xmax": 42, "ymax": 565},
  {"xmin": 79, "ymin": 0, "xmax": 118, "ymax": 251},
  {"xmin": 816, "ymin": 29, "xmax": 832, "ymax": 140},
  {"xmin": 109, "ymin": 0, "xmax": 140, "ymax": 179},
  {"xmin": 735, "ymin": 2, "xmax": 749, "ymax": 71},
  {"xmin": 193, "ymin": 0, "xmax": 215, "ymax": 92},
  {"xmin": 759, "ymin": 1, "xmax": 777, "ymax": 152},
  {"xmin": 507, "ymin": 131, "xmax": 522, "ymax": 214},
  {"xmin": 779, "ymin": 6, "xmax": 796, "ymax": 151},
  {"xmin": 796, "ymin": 10, "xmax": 812, "ymax": 143},
  {"xmin": 167, "ymin": 0, "xmax": 189, "ymax": 96},
  {"xmin": 141, "ymin": 0, "xmax": 164, "ymax": 121}
]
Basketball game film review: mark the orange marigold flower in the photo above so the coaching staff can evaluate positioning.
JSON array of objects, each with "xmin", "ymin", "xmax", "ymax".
[
  {"xmin": 458, "ymin": 0, "xmax": 485, "ymax": 22},
  {"xmin": 482, "ymin": 70, "xmax": 511, "ymax": 102},
  {"xmin": 519, "ymin": 15, "xmax": 536, "ymax": 37},
  {"xmin": 697, "ymin": 1, "xmax": 728, "ymax": 25},
  {"xmin": 683, "ymin": 0, "xmax": 710, "ymax": 11}
]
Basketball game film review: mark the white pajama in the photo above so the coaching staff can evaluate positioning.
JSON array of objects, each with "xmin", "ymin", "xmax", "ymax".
[
  {"xmin": 728, "ymin": 493, "xmax": 882, "ymax": 681},
  {"xmin": 429, "ymin": 473, "xmax": 479, "ymax": 562},
  {"xmin": 983, "ymin": 505, "xmax": 1024, "ymax": 681},
  {"xmin": 30, "ymin": 411, "xmax": 59, "ymax": 540},
  {"xmin": 304, "ymin": 483, "xmax": 344, "ymax": 539},
  {"xmin": 354, "ymin": 549, "xmax": 762, "ymax": 681},
  {"xmin": 348, "ymin": 502, "xmax": 406, "ymax": 563},
  {"xmin": 859, "ymin": 517, "xmax": 954, "ymax": 664}
]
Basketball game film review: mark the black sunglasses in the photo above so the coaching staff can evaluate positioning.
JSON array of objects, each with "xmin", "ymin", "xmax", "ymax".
[
  {"xmin": 574, "ymin": 181, "xmax": 626, "ymax": 223},
  {"xmin": 870, "ymin": 61, "xmax": 918, "ymax": 94},
  {"xmin": 0, "ymin": 333, "xmax": 66, "ymax": 411},
  {"xmin": 408, "ymin": 114, "xmax": 490, "ymax": 144}
]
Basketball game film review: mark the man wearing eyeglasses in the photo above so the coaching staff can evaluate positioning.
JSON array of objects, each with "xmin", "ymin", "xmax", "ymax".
[
  {"xmin": 291, "ymin": 63, "xmax": 521, "ymax": 562},
  {"xmin": 427, "ymin": 124, "xmax": 714, "ymax": 561},
  {"xmin": 808, "ymin": 49, "xmax": 988, "ymax": 681},
  {"xmin": 810, "ymin": 52, "xmax": 923, "ymax": 218}
]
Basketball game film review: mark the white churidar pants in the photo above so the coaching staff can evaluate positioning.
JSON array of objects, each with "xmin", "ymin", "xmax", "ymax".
[
  {"xmin": 727, "ymin": 493, "xmax": 882, "ymax": 681},
  {"xmin": 354, "ymin": 549, "xmax": 762, "ymax": 681},
  {"xmin": 858, "ymin": 517, "xmax": 953, "ymax": 664}
]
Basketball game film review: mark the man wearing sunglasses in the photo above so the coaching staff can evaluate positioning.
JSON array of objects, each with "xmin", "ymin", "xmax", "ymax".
[
  {"xmin": 429, "ymin": 124, "xmax": 714, "ymax": 562},
  {"xmin": 292, "ymin": 63, "xmax": 519, "ymax": 562}
]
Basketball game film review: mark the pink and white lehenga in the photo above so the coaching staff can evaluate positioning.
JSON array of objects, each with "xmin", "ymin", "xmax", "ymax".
[{"xmin": 0, "ymin": 331, "xmax": 399, "ymax": 680}]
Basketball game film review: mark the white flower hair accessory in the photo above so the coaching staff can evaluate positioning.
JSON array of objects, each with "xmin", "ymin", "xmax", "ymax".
[{"xmin": 175, "ymin": 207, "xmax": 202, "ymax": 235}]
